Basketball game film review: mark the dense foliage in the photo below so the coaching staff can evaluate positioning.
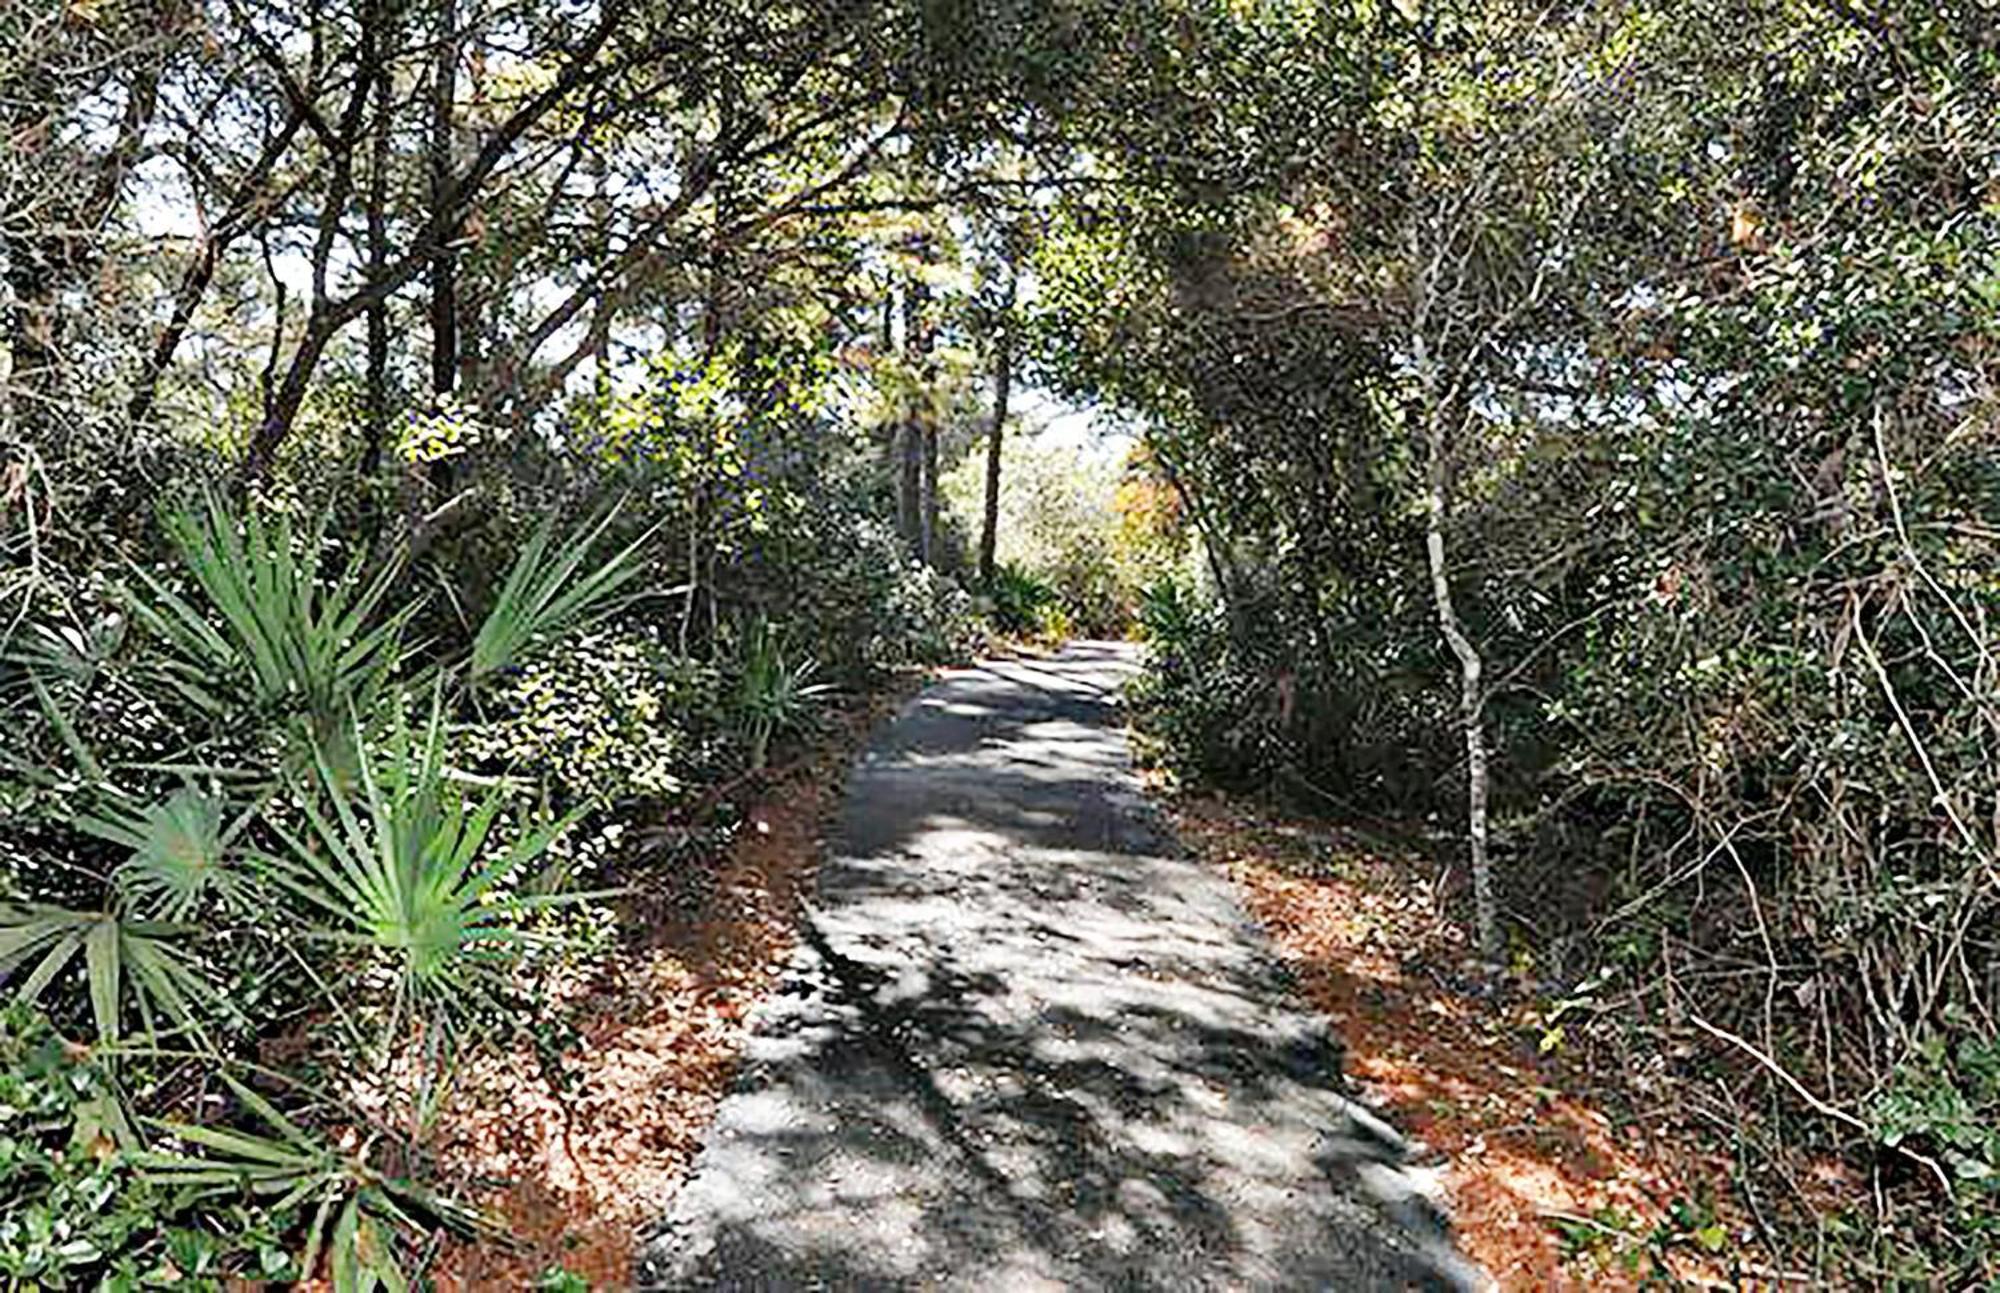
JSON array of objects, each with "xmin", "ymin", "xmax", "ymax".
[
  {"xmin": 1038, "ymin": 0, "xmax": 2000, "ymax": 1279},
  {"xmin": 0, "ymin": 12, "xmax": 1009, "ymax": 1269},
  {"xmin": 6, "ymin": 0, "xmax": 1996, "ymax": 1282},
  {"xmin": 3, "ymin": 0, "xmax": 1222, "ymax": 1268},
  {"xmin": 0, "ymin": 424, "xmax": 970, "ymax": 1284}
]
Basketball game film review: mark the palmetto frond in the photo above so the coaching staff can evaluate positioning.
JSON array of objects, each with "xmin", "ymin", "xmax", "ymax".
[
  {"xmin": 263, "ymin": 686, "xmax": 584, "ymax": 999},
  {"xmin": 733, "ymin": 617, "xmax": 832, "ymax": 770},
  {"xmin": 127, "ymin": 492, "xmax": 415, "ymax": 756},
  {"xmin": 138, "ymin": 1073, "xmax": 492, "ymax": 1292},
  {"xmin": 0, "ymin": 904, "xmax": 223, "ymax": 1046},
  {"xmin": 468, "ymin": 497, "xmax": 662, "ymax": 683},
  {"xmin": 78, "ymin": 785, "xmax": 240, "ymax": 919}
]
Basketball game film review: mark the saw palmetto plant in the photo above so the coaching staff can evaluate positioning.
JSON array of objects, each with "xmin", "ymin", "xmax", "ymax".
[
  {"xmin": 0, "ymin": 904, "xmax": 221, "ymax": 1049},
  {"xmin": 0, "ymin": 488, "xmax": 644, "ymax": 1281},
  {"xmin": 731, "ymin": 615, "xmax": 832, "ymax": 771},
  {"xmin": 139, "ymin": 1073, "xmax": 496, "ymax": 1293},
  {"xmin": 469, "ymin": 497, "xmax": 663, "ymax": 684},
  {"xmin": 2, "ymin": 784, "xmax": 248, "ymax": 1052},
  {"xmin": 83, "ymin": 785, "xmax": 240, "ymax": 919},
  {"xmin": 127, "ymin": 491, "xmax": 417, "ymax": 764},
  {"xmin": 263, "ymin": 686, "xmax": 585, "ymax": 1006}
]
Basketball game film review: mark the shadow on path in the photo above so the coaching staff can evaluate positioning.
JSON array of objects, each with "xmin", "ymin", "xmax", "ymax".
[{"xmin": 637, "ymin": 642, "xmax": 1484, "ymax": 1291}]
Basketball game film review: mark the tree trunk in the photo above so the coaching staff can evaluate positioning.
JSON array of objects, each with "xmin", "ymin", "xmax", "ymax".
[
  {"xmin": 1420, "ymin": 379, "xmax": 1497, "ymax": 958},
  {"xmin": 897, "ymin": 420, "xmax": 922, "ymax": 552},
  {"xmin": 1152, "ymin": 440, "xmax": 1245, "ymax": 629},
  {"xmin": 243, "ymin": 317, "xmax": 339, "ymax": 482},
  {"xmin": 921, "ymin": 420, "xmax": 939, "ymax": 566},
  {"xmin": 978, "ymin": 257, "xmax": 1017, "ymax": 586},
  {"xmin": 4, "ymin": 259, "xmax": 60, "ymax": 442},
  {"xmin": 878, "ymin": 283, "xmax": 910, "ymax": 540},
  {"xmin": 896, "ymin": 266, "xmax": 929, "ymax": 558},
  {"xmin": 905, "ymin": 267, "xmax": 935, "ymax": 565},
  {"xmin": 360, "ymin": 3, "xmax": 394, "ymax": 476},
  {"xmin": 8, "ymin": 55, "xmax": 157, "ymax": 443},
  {"xmin": 680, "ymin": 128, "xmax": 733, "ymax": 654},
  {"xmin": 428, "ymin": 0, "xmax": 459, "ymax": 403},
  {"xmin": 235, "ymin": 0, "xmax": 622, "ymax": 483},
  {"xmin": 880, "ymin": 281, "xmax": 918, "ymax": 554},
  {"xmin": 588, "ymin": 147, "xmax": 613, "ymax": 368},
  {"xmin": 455, "ymin": 26, "xmax": 490, "ymax": 395},
  {"xmin": 977, "ymin": 315, "xmax": 1011, "ymax": 586},
  {"xmin": 129, "ymin": 104, "xmax": 305, "ymax": 432}
]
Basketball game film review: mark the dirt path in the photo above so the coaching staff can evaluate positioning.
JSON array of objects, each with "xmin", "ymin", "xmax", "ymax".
[{"xmin": 637, "ymin": 642, "xmax": 1483, "ymax": 1291}]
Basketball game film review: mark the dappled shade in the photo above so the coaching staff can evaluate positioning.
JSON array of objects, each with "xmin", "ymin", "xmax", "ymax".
[{"xmin": 639, "ymin": 644, "xmax": 1480, "ymax": 1290}]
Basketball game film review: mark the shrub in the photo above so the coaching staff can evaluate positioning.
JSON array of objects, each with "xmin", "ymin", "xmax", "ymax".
[
  {"xmin": 727, "ymin": 617, "xmax": 831, "ymax": 771},
  {"xmin": 130, "ymin": 492, "xmax": 415, "ymax": 764},
  {"xmin": 464, "ymin": 626, "xmax": 722, "ymax": 814},
  {"xmin": 775, "ymin": 506, "xmax": 977, "ymax": 675},
  {"xmin": 867, "ymin": 558, "xmax": 979, "ymax": 668},
  {"xmin": 987, "ymin": 563, "xmax": 1056, "ymax": 636},
  {"xmin": 943, "ymin": 429, "xmax": 1144, "ymax": 639}
]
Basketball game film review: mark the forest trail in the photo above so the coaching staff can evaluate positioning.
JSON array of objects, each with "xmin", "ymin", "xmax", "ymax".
[{"xmin": 637, "ymin": 641, "xmax": 1484, "ymax": 1291}]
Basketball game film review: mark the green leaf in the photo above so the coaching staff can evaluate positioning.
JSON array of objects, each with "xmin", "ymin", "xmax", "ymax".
[
  {"xmin": 265, "ymin": 683, "xmax": 586, "ymax": 1000},
  {"xmin": 130, "ymin": 491, "xmax": 417, "ymax": 768},
  {"xmin": 85, "ymin": 916, "xmax": 122, "ymax": 1044},
  {"xmin": 85, "ymin": 787, "xmax": 233, "ymax": 918},
  {"xmin": 469, "ymin": 498, "xmax": 664, "ymax": 682}
]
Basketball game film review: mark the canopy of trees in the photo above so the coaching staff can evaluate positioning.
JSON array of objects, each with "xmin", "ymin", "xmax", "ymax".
[
  {"xmin": 2, "ymin": 0, "xmax": 1996, "ymax": 1283},
  {"xmin": 1036, "ymin": 1, "xmax": 1999, "ymax": 1279}
]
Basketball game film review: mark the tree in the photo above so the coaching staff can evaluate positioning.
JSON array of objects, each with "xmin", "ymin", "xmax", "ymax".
[
  {"xmin": 976, "ymin": 229, "xmax": 1020, "ymax": 587},
  {"xmin": 2, "ymin": 1, "xmax": 174, "ymax": 444},
  {"xmin": 1390, "ymin": 5, "xmax": 1620, "ymax": 958},
  {"xmin": 899, "ymin": 242, "xmax": 933, "ymax": 560}
]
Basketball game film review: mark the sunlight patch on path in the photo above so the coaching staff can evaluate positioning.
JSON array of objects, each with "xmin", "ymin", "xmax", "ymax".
[{"xmin": 637, "ymin": 641, "xmax": 1483, "ymax": 1291}]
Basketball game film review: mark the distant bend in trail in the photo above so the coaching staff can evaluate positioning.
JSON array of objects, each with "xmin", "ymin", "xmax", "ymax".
[{"xmin": 639, "ymin": 640, "xmax": 1483, "ymax": 1292}]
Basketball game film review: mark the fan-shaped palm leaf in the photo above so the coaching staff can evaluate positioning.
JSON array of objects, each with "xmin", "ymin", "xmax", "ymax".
[
  {"xmin": 77, "ymin": 786, "xmax": 242, "ymax": 918},
  {"xmin": 139, "ymin": 1073, "xmax": 492, "ymax": 1292},
  {"xmin": 127, "ymin": 492, "xmax": 416, "ymax": 754},
  {"xmin": 262, "ymin": 687, "xmax": 585, "ymax": 1000},
  {"xmin": 733, "ymin": 617, "xmax": 832, "ymax": 770},
  {"xmin": 468, "ymin": 498, "xmax": 661, "ymax": 683},
  {"xmin": 0, "ymin": 905, "xmax": 221, "ymax": 1046}
]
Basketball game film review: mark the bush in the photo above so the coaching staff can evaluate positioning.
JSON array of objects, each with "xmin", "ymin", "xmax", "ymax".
[
  {"xmin": 0, "ymin": 1005, "xmax": 298, "ymax": 1288},
  {"xmin": 866, "ymin": 557, "xmax": 979, "ymax": 668},
  {"xmin": 465, "ymin": 625, "xmax": 724, "ymax": 813},
  {"xmin": 1038, "ymin": 534, "xmax": 1128, "ymax": 638},
  {"xmin": 1129, "ymin": 599, "xmax": 1282, "ymax": 786},
  {"xmin": 944, "ymin": 429, "xmax": 1145, "ymax": 640},
  {"xmin": 987, "ymin": 562, "xmax": 1057, "ymax": 637},
  {"xmin": 777, "ymin": 507, "xmax": 978, "ymax": 675}
]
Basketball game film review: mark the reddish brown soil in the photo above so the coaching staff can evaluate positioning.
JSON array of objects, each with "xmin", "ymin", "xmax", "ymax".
[
  {"xmin": 1168, "ymin": 792, "xmax": 1754, "ymax": 1290},
  {"xmin": 426, "ymin": 678, "xmax": 924, "ymax": 1290}
]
